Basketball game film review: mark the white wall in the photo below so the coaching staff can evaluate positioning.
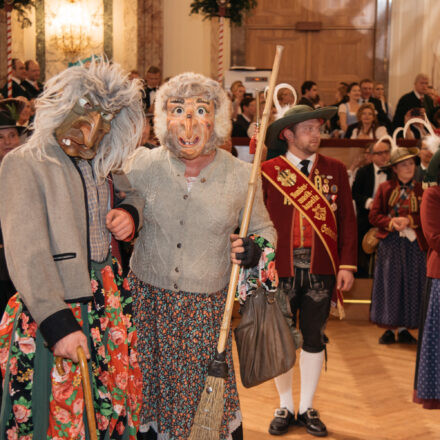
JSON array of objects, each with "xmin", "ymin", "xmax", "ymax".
[
  {"xmin": 389, "ymin": 0, "xmax": 440, "ymax": 107},
  {"xmin": 163, "ymin": 0, "xmax": 230, "ymax": 79}
]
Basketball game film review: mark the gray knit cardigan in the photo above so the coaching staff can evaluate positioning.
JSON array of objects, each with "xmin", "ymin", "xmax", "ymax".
[{"xmin": 127, "ymin": 146, "xmax": 277, "ymax": 294}]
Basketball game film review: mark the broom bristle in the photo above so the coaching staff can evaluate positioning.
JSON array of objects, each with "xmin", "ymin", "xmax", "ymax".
[{"xmin": 188, "ymin": 375, "xmax": 225, "ymax": 440}]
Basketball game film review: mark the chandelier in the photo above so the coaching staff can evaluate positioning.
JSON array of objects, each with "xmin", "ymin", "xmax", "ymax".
[{"xmin": 52, "ymin": 0, "xmax": 91, "ymax": 56}]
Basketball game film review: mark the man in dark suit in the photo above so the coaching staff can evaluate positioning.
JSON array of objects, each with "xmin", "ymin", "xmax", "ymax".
[
  {"xmin": 298, "ymin": 81, "xmax": 318, "ymax": 108},
  {"xmin": 0, "ymin": 58, "xmax": 30, "ymax": 99},
  {"xmin": 231, "ymin": 96, "xmax": 256, "ymax": 138},
  {"xmin": 415, "ymin": 136, "xmax": 435, "ymax": 182},
  {"xmin": 352, "ymin": 140, "xmax": 391, "ymax": 277},
  {"xmin": 393, "ymin": 73, "xmax": 438, "ymax": 130},
  {"xmin": 359, "ymin": 78, "xmax": 391, "ymax": 132},
  {"xmin": 142, "ymin": 65, "xmax": 161, "ymax": 113},
  {"xmin": 22, "ymin": 60, "xmax": 44, "ymax": 99}
]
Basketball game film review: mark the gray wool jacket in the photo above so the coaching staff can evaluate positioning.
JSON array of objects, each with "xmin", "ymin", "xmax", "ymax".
[
  {"xmin": 0, "ymin": 142, "xmax": 144, "ymax": 347},
  {"xmin": 127, "ymin": 146, "xmax": 277, "ymax": 294}
]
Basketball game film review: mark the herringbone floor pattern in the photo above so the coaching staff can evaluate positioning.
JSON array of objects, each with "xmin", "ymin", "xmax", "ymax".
[{"xmin": 233, "ymin": 319, "xmax": 440, "ymax": 440}]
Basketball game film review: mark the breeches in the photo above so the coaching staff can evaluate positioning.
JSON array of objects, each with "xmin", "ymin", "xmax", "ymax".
[{"xmin": 279, "ymin": 269, "xmax": 335, "ymax": 353}]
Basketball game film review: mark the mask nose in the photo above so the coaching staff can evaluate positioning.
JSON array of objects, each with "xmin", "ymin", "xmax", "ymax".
[
  {"xmin": 82, "ymin": 112, "xmax": 102, "ymax": 148},
  {"xmin": 184, "ymin": 111, "xmax": 195, "ymax": 140}
]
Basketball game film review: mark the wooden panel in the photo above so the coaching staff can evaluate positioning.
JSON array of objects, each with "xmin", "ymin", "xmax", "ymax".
[
  {"xmin": 308, "ymin": 0, "xmax": 376, "ymax": 27},
  {"xmin": 245, "ymin": 30, "xmax": 307, "ymax": 85},
  {"xmin": 246, "ymin": 0, "xmax": 308, "ymax": 27},
  {"xmin": 309, "ymin": 29, "xmax": 375, "ymax": 104}
]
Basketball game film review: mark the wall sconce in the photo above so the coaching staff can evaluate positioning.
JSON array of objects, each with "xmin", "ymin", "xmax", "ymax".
[{"xmin": 52, "ymin": 0, "xmax": 91, "ymax": 56}]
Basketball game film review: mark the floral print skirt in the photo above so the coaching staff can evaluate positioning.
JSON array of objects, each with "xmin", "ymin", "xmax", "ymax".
[
  {"xmin": 0, "ymin": 254, "xmax": 143, "ymax": 439},
  {"xmin": 129, "ymin": 274, "xmax": 241, "ymax": 440}
]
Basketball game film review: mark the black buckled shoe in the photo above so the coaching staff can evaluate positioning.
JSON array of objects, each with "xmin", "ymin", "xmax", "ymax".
[
  {"xmin": 397, "ymin": 329, "xmax": 417, "ymax": 344},
  {"xmin": 268, "ymin": 407, "xmax": 295, "ymax": 435},
  {"xmin": 378, "ymin": 329, "xmax": 396, "ymax": 344},
  {"xmin": 297, "ymin": 408, "xmax": 327, "ymax": 437}
]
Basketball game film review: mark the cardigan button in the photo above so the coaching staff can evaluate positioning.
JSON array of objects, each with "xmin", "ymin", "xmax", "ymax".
[
  {"xmin": 174, "ymin": 283, "xmax": 178, "ymax": 290},
  {"xmin": 183, "ymin": 194, "xmax": 188, "ymax": 200},
  {"xmin": 177, "ymin": 243, "xmax": 182, "ymax": 248},
  {"xmin": 180, "ymin": 220, "xmax": 184, "ymax": 225},
  {"xmin": 201, "ymin": 177, "xmax": 206, "ymax": 183},
  {"xmin": 175, "ymin": 267, "xmax": 179, "ymax": 272}
]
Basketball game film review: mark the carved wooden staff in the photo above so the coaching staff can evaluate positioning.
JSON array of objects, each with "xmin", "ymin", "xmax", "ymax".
[
  {"xmin": 56, "ymin": 347, "xmax": 98, "ymax": 440},
  {"xmin": 189, "ymin": 44, "xmax": 284, "ymax": 440}
]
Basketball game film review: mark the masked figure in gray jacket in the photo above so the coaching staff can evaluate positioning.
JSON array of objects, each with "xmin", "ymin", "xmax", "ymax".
[
  {"xmin": 127, "ymin": 72, "xmax": 277, "ymax": 440},
  {"xmin": 0, "ymin": 60, "xmax": 145, "ymax": 439}
]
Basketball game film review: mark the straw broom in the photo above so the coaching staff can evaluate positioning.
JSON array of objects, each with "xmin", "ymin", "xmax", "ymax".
[
  {"xmin": 56, "ymin": 347, "xmax": 98, "ymax": 440},
  {"xmin": 188, "ymin": 44, "xmax": 284, "ymax": 440}
]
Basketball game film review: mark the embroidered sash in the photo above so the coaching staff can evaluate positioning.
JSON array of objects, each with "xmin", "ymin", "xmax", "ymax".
[{"xmin": 262, "ymin": 156, "xmax": 345, "ymax": 317}]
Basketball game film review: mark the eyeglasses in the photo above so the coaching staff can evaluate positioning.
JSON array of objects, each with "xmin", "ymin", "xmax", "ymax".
[{"xmin": 372, "ymin": 150, "xmax": 390, "ymax": 155}]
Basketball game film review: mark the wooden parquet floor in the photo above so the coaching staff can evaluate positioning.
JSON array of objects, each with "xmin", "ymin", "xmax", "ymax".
[{"xmin": 232, "ymin": 318, "xmax": 440, "ymax": 440}]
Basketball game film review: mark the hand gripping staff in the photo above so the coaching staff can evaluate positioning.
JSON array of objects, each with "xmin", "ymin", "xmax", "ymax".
[
  {"xmin": 189, "ymin": 44, "xmax": 284, "ymax": 440},
  {"xmin": 56, "ymin": 347, "xmax": 98, "ymax": 440}
]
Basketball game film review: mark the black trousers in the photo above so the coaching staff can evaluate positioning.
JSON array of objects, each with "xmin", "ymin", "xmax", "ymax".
[{"xmin": 279, "ymin": 268, "xmax": 335, "ymax": 353}]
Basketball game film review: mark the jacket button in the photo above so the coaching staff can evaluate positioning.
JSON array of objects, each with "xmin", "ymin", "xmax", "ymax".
[
  {"xmin": 177, "ymin": 243, "xmax": 182, "ymax": 248},
  {"xmin": 175, "ymin": 267, "xmax": 179, "ymax": 272},
  {"xmin": 183, "ymin": 194, "xmax": 188, "ymax": 200},
  {"xmin": 201, "ymin": 178, "xmax": 206, "ymax": 183},
  {"xmin": 174, "ymin": 283, "xmax": 178, "ymax": 289}
]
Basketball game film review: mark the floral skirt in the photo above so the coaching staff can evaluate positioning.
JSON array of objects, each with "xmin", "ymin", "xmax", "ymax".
[
  {"xmin": 370, "ymin": 233, "xmax": 426, "ymax": 328},
  {"xmin": 0, "ymin": 254, "xmax": 143, "ymax": 439},
  {"xmin": 129, "ymin": 273, "xmax": 241, "ymax": 440}
]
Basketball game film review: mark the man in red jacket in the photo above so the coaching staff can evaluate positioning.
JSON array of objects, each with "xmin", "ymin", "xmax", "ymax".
[{"xmin": 262, "ymin": 105, "xmax": 357, "ymax": 437}]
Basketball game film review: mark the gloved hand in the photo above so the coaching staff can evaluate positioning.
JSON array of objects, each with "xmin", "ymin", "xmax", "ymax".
[{"xmin": 230, "ymin": 234, "xmax": 262, "ymax": 268}]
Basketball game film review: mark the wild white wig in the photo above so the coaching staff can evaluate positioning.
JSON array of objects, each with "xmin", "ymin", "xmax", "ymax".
[
  {"xmin": 154, "ymin": 72, "xmax": 231, "ymax": 155},
  {"xmin": 21, "ymin": 59, "xmax": 144, "ymax": 182}
]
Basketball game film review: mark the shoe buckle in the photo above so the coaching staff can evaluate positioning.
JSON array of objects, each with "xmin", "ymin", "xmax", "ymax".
[
  {"xmin": 306, "ymin": 408, "xmax": 319, "ymax": 419},
  {"xmin": 274, "ymin": 408, "xmax": 289, "ymax": 418}
]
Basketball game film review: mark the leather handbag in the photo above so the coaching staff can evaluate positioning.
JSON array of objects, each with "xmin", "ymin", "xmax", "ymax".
[{"xmin": 234, "ymin": 286, "xmax": 296, "ymax": 388}]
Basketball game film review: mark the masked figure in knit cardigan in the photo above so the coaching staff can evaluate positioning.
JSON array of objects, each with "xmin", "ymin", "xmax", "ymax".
[
  {"xmin": 126, "ymin": 72, "xmax": 277, "ymax": 440},
  {"xmin": 0, "ymin": 60, "xmax": 145, "ymax": 439}
]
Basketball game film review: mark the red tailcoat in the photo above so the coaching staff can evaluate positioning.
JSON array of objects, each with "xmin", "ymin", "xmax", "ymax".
[
  {"xmin": 368, "ymin": 179, "xmax": 427, "ymax": 251},
  {"xmin": 262, "ymin": 154, "xmax": 357, "ymax": 277},
  {"xmin": 420, "ymin": 186, "xmax": 440, "ymax": 277}
]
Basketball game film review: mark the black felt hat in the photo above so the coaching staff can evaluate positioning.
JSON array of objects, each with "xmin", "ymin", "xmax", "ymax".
[
  {"xmin": 0, "ymin": 99, "xmax": 26, "ymax": 134},
  {"xmin": 265, "ymin": 105, "xmax": 337, "ymax": 155}
]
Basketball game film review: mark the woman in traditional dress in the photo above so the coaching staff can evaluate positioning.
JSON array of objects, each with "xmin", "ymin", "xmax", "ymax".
[
  {"xmin": 414, "ymin": 144, "xmax": 440, "ymax": 409},
  {"xmin": 369, "ymin": 147, "xmax": 427, "ymax": 344}
]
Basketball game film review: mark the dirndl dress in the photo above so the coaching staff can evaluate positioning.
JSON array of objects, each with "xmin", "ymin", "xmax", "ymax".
[
  {"xmin": 414, "ymin": 278, "xmax": 440, "ymax": 409},
  {"xmin": 129, "ymin": 275, "xmax": 241, "ymax": 440},
  {"xmin": 0, "ymin": 253, "xmax": 143, "ymax": 439},
  {"xmin": 370, "ymin": 232, "xmax": 426, "ymax": 328}
]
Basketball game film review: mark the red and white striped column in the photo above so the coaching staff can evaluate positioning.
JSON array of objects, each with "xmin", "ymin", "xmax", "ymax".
[
  {"xmin": 217, "ymin": 15, "xmax": 224, "ymax": 84},
  {"xmin": 6, "ymin": 9, "xmax": 12, "ymax": 97}
]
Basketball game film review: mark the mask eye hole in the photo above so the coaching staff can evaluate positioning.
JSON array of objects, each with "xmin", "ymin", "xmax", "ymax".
[
  {"xmin": 78, "ymin": 97, "xmax": 92, "ymax": 110},
  {"xmin": 101, "ymin": 112, "xmax": 114, "ymax": 122}
]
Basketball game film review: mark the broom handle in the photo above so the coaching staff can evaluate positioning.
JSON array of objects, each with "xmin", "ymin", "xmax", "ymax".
[
  {"xmin": 55, "ymin": 348, "xmax": 97, "ymax": 440},
  {"xmin": 217, "ymin": 45, "xmax": 284, "ymax": 353}
]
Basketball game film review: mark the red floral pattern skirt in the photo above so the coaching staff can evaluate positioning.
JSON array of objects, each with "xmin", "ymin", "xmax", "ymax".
[{"xmin": 0, "ymin": 255, "xmax": 142, "ymax": 439}]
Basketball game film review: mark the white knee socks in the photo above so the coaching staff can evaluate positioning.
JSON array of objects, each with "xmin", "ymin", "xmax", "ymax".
[
  {"xmin": 274, "ymin": 367, "xmax": 294, "ymax": 414},
  {"xmin": 299, "ymin": 349, "xmax": 324, "ymax": 414}
]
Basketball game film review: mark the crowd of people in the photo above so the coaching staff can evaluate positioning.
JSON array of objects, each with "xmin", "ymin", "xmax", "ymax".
[{"xmin": 0, "ymin": 57, "xmax": 439, "ymax": 440}]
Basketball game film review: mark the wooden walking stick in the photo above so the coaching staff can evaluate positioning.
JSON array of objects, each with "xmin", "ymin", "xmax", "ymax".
[
  {"xmin": 56, "ymin": 347, "xmax": 98, "ymax": 440},
  {"xmin": 189, "ymin": 44, "xmax": 284, "ymax": 440}
]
